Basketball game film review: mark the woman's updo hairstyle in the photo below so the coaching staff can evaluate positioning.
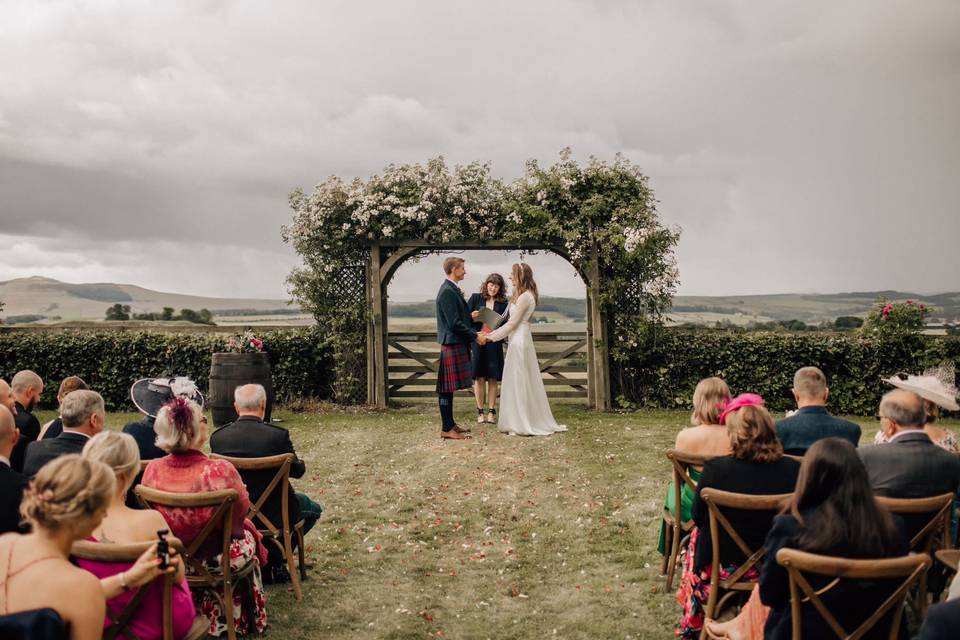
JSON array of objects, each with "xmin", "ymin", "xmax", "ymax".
[
  {"xmin": 83, "ymin": 431, "xmax": 141, "ymax": 494},
  {"xmin": 20, "ymin": 454, "xmax": 115, "ymax": 532},
  {"xmin": 154, "ymin": 397, "xmax": 204, "ymax": 453}
]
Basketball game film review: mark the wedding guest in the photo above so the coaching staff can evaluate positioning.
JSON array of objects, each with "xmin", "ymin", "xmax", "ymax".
[
  {"xmin": 9, "ymin": 370, "xmax": 43, "ymax": 472},
  {"xmin": 775, "ymin": 367, "xmax": 861, "ymax": 454},
  {"xmin": 79, "ymin": 432, "xmax": 196, "ymax": 640},
  {"xmin": 23, "ymin": 390, "xmax": 105, "ymax": 478},
  {"xmin": 467, "ymin": 274, "xmax": 509, "ymax": 425},
  {"xmin": 143, "ymin": 398, "xmax": 267, "ymax": 636},
  {"xmin": 758, "ymin": 438, "xmax": 909, "ymax": 639},
  {"xmin": 124, "ymin": 377, "xmax": 204, "ymax": 462},
  {"xmin": 657, "ymin": 377, "xmax": 732, "ymax": 556},
  {"xmin": 860, "ymin": 389, "xmax": 960, "ymax": 539},
  {"xmin": 0, "ymin": 455, "xmax": 173, "ymax": 640},
  {"xmin": 676, "ymin": 394, "xmax": 800, "ymax": 639},
  {"xmin": 873, "ymin": 367, "xmax": 960, "ymax": 452},
  {"xmin": 0, "ymin": 379, "xmax": 17, "ymax": 416},
  {"xmin": 0, "ymin": 406, "xmax": 27, "ymax": 534},
  {"xmin": 211, "ymin": 384, "xmax": 322, "ymax": 580},
  {"xmin": 39, "ymin": 376, "xmax": 89, "ymax": 441}
]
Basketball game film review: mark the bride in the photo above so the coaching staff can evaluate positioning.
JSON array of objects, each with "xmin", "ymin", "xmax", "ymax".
[{"xmin": 485, "ymin": 263, "xmax": 567, "ymax": 436}]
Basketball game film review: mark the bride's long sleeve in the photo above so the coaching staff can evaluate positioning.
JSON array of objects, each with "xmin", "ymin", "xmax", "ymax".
[{"xmin": 487, "ymin": 293, "xmax": 531, "ymax": 342}]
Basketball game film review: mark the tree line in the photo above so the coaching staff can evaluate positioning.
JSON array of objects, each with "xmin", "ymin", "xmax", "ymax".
[{"xmin": 104, "ymin": 304, "xmax": 215, "ymax": 325}]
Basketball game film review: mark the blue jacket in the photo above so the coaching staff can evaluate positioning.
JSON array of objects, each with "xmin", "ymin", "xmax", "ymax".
[
  {"xmin": 775, "ymin": 406, "xmax": 861, "ymax": 455},
  {"xmin": 435, "ymin": 280, "xmax": 477, "ymax": 346}
]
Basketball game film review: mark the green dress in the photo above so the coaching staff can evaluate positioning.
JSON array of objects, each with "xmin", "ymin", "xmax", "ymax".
[{"xmin": 657, "ymin": 467, "xmax": 702, "ymax": 555}]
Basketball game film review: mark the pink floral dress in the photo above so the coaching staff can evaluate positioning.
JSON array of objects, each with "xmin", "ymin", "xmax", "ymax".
[{"xmin": 143, "ymin": 450, "xmax": 268, "ymax": 636}]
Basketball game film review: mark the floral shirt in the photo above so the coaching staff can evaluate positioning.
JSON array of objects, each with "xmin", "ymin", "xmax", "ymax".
[{"xmin": 142, "ymin": 450, "xmax": 250, "ymax": 557}]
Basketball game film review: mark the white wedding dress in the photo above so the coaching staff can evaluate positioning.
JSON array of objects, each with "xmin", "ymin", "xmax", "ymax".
[{"xmin": 487, "ymin": 291, "xmax": 567, "ymax": 436}]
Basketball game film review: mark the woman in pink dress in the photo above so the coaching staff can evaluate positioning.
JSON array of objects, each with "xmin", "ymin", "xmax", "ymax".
[
  {"xmin": 77, "ymin": 431, "xmax": 197, "ymax": 640},
  {"xmin": 143, "ymin": 398, "xmax": 268, "ymax": 636}
]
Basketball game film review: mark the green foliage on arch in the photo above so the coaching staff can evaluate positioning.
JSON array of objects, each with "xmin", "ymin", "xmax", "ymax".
[{"xmin": 282, "ymin": 150, "xmax": 681, "ymax": 404}]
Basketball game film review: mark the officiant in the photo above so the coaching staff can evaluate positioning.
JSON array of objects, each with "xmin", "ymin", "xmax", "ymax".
[{"xmin": 467, "ymin": 274, "xmax": 509, "ymax": 425}]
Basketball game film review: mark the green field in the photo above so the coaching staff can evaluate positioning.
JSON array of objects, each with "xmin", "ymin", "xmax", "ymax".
[{"xmin": 34, "ymin": 404, "xmax": 951, "ymax": 639}]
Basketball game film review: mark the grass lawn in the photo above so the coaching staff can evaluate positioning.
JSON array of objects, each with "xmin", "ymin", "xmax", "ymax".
[{"xmin": 36, "ymin": 403, "xmax": 950, "ymax": 639}]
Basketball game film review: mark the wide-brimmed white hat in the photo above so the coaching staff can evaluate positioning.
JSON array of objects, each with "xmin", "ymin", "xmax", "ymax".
[
  {"xmin": 883, "ymin": 365, "xmax": 959, "ymax": 412},
  {"xmin": 130, "ymin": 376, "xmax": 204, "ymax": 418}
]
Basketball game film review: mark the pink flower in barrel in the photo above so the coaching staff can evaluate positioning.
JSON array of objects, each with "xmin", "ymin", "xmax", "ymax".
[{"xmin": 225, "ymin": 330, "xmax": 265, "ymax": 353}]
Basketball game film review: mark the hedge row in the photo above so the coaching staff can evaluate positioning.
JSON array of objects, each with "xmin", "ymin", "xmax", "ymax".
[
  {"xmin": 617, "ymin": 330, "xmax": 960, "ymax": 416},
  {"xmin": 2, "ymin": 328, "xmax": 958, "ymax": 416},
  {"xmin": 0, "ymin": 327, "xmax": 334, "ymax": 411}
]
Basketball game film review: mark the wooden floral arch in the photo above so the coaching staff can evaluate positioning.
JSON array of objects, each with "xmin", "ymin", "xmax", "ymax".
[{"xmin": 364, "ymin": 239, "xmax": 611, "ymax": 410}]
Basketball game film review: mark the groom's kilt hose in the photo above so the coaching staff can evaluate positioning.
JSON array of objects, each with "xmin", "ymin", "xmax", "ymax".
[{"xmin": 437, "ymin": 343, "xmax": 473, "ymax": 393}]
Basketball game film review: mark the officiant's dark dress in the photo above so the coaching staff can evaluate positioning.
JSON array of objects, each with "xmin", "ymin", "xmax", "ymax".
[{"xmin": 467, "ymin": 294, "xmax": 508, "ymax": 381}]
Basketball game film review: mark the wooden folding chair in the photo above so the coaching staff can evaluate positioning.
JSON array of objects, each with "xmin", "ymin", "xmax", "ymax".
[
  {"xmin": 876, "ymin": 492, "xmax": 954, "ymax": 615},
  {"xmin": 71, "ymin": 538, "xmax": 208, "ymax": 640},
  {"xmin": 134, "ymin": 486, "xmax": 256, "ymax": 640},
  {"xmin": 776, "ymin": 548, "xmax": 930, "ymax": 639},
  {"xmin": 699, "ymin": 487, "xmax": 792, "ymax": 638},
  {"xmin": 662, "ymin": 449, "xmax": 714, "ymax": 590},
  {"xmin": 211, "ymin": 452, "xmax": 307, "ymax": 600}
]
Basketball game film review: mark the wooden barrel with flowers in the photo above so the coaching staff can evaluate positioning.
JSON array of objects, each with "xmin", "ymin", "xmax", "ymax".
[{"xmin": 208, "ymin": 332, "xmax": 274, "ymax": 427}]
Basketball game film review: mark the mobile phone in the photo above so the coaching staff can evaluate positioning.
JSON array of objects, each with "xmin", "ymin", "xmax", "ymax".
[{"xmin": 156, "ymin": 528, "xmax": 170, "ymax": 570}]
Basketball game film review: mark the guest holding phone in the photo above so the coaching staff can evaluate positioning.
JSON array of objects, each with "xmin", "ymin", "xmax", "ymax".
[{"xmin": 468, "ymin": 274, "xmax": 509, "ymax": 424}]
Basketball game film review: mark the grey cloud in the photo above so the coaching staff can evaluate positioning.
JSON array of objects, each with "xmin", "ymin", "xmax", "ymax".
[{"xmin": 0, "ymin": 0, "xmax": 958, "ymax": 299}]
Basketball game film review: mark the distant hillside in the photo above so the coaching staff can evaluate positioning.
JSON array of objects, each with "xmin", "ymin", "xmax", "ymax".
[
  {"xmin": 670, "ymin": 291, "xmax": 960, "ymax": 324},
  {"xmin": 0, "ymin": 276, "xmax": 294, "ymax": 322}
]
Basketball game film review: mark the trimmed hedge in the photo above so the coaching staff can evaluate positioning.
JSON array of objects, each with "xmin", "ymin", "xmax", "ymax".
[
  {"xmin": 2, "ymin": 327, "xmax": 958, "ymax": 416},
  {"xmin": 0, "ymin": 327, "xmax": 333, "ymax": 411},
  {"xmin": 617, "ymin": 330, "xmax": 960, "ymax": 416}
]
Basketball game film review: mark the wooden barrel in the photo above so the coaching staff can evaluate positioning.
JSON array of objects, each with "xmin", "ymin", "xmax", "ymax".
[{"xmin": 208, "ymin": 352, "xmax": 274, "ymax": 427}]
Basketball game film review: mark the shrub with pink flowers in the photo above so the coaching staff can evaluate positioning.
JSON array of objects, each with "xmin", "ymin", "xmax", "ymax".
[{"xmin": 860, "ymin": 296, "xmax": 931, "ymax": 340}]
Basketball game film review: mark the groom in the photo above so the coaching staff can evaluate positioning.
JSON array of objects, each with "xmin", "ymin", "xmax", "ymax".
[{"xmin": 436, "ymin": 257, "xmax": 486, "ymax": 440}]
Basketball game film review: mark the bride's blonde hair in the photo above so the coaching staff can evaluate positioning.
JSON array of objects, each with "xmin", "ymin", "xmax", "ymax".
[{"xmin": 511, "ymin": 263, "xmax": 539, "ymax": 305}]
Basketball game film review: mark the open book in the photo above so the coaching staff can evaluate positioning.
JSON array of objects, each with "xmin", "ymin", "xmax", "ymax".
[{"xmin": 478, "ymin": 306, "xmax": 507, "ymax": 331}]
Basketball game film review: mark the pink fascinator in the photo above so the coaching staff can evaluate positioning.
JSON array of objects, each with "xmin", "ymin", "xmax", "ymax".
[{"xmin": 718, "ymin": 393, "xmax": 765, "ymax": 425}]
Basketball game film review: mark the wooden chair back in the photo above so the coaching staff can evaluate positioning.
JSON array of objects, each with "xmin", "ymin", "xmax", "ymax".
[
  {"xmin": 71, "ymin": 538, "xmax": 185, "ymax": 640},
  {"xmin": 699, "ymin": 488, "xmax": 793, "ymax": 625},
  {"xmin": 874, "ymin": 493, "xmax": 954, "ymax": 553},
  {"xmin": 133, "ymin": 486, "xmax": 238, "ymax": 589},
  {"xmin": 662, "ymin": 449, "xmax": 715, "ymax": 589},
  {"xmin": 209, "ymin": 453, "xmax": 295, "ymax": 536},
  {"xmin": 776, "ymin": 548, "xmax": 930, "ymax": 639}
]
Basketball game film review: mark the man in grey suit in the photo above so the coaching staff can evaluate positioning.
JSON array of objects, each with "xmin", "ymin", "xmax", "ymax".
[
  {"xmin": 776, "ymin": 367, "xmax": 861, "ymax": 454},
  {"xmin": 859, "ymin": 389, "xmax": 960, "ymax": 537}
]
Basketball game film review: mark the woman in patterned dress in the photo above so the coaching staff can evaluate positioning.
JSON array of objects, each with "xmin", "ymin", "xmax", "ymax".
[{"xmin": 143, "ymin": 398, "xmax": 268, "ymax": 636}]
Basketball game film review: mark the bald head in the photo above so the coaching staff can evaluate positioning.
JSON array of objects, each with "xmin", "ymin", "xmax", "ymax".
[
  {"xmin": 11, "ymin": 370, "xmax": 43, "ymax": 411},
  {"xmin": 0, "ymin": 405, "xmax": 18, "ymax": 458},
  {"xmin": 234, "ymin": 384, "xmax": 267, "ymax": 418},
  {"xmin": 0, "ymin": 380, "xmax": 16, "ymax": 416},
  {"xmin": 880, "ymin": 389, "xmax": 926, "ymax": 431}
]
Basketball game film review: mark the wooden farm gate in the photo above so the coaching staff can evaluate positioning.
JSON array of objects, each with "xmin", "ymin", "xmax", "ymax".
[{"xmin": 387, "ymin": 330, "xmax": 589, "ymax": 399}]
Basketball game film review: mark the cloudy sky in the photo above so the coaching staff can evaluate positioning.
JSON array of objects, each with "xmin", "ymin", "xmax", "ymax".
[{"xmin": 1, "ymin": 0, "xmax": 958, "ymax": 301}]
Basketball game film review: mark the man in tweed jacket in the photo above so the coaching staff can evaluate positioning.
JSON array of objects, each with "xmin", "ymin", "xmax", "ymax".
[{"xmin": 435, "ymin": 257, "xmax": 484, "ymax": 440}]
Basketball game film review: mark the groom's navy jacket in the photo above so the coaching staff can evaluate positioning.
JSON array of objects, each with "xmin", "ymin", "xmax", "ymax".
[{"xmin": 436, "ymin": 280, "xmax": 478, "ymax": 345}]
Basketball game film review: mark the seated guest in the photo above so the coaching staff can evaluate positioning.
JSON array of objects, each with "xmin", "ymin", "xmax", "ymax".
[
  {"xmin": 23, "ymin": 390, "xmax": 105, "ymax": 478},
  {"xmin": 79, "ymin": 432, "xmax": 195, "ymax": 640},
  {"xmin": 39, "ymin": 376, "xmax": 88, "ymax": 441},
  {"xmin": 0, "ymin": 378, "xmax": 17, "ymax": 416},
  {"xmin": 9, "ymin": 370, "xmax": 43, "ymax": 473},
  {"xmin": 657, "ymin": 377, "xmax": 732, "ymax": 556},
  {"xmin": 0, "ymin": 455, "xmax": 172, "ymax": 640},
  {"xmin": 676, "ymin": 394, "xmax": 800, "ymax": 639},
  {"xmin": 0, "ymin": 406, "xmax": 27, "ymax": 534},
  {"xmin": 860, "ymin": 389, "xmax": 960, "ymax": 539},
  {"xmin": 706, "ymin": 438, "xmax": 910, "ymax": 639},
  {"xmin": 775, "ymin": 366, "xmax": 861, "ymax": 454},
  {"xmin": 874, "ymin": 367, "xmax": 960, "ymax": 452},
  {"xmin": 920, "ymin": 601, "xmax": 960, "ymax": 640},
  {"xmin": 122, "ymin": 377, "xmax": 204, "ymax": 509},
  {"xmin": 143, "ymin": 398, "xmax": 267, "ymax": 637},
  {"xmin": 124, "ymin": 376, "xmax": 204, "ymax": 462}
]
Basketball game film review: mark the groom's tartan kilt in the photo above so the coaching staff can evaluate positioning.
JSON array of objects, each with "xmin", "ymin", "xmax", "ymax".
[{"xmin": 437, "ymin": 343, "xmax": 473, "ymax": 393}]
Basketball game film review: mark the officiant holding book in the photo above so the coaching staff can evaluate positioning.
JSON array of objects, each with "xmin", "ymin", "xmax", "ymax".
[{"xmin": 468, "ymin": 273, "xmax": 509, "ymax": 425}]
